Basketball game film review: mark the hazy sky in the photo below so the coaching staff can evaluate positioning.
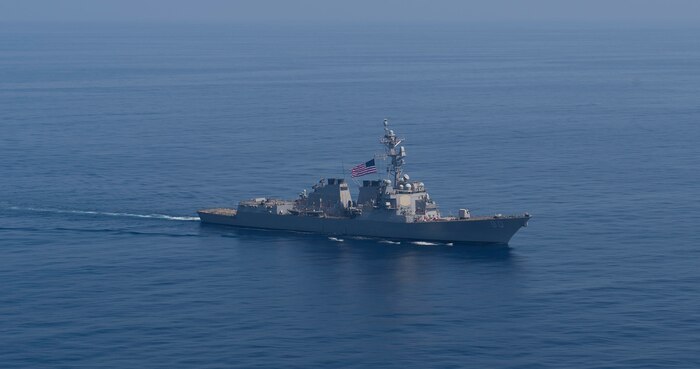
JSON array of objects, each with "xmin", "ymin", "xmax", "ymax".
[{"xmin": 1, "ymin": 0, "xmax": 699, "ymax": 23}]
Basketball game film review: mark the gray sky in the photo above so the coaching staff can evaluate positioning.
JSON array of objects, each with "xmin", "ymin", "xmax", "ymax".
[{"xmin": 1, "ymin": 0, "xmax": 699, "ymax": 22}]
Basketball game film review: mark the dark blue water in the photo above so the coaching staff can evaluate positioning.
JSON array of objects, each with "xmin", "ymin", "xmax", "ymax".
[{"xmin": 1, "ymin": 22, "xmax": 700, "ymax": 368}]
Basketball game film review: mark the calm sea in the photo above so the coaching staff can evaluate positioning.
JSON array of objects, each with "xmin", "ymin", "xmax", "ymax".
[{"xmin": 1, "ymin": 22, "xmax": 699, "ymax": 368}]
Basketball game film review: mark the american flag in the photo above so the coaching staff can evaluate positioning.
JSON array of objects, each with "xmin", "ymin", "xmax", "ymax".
[{"xmin": 351, "ymin": 159, "xmax": 378, "ymax": 177}]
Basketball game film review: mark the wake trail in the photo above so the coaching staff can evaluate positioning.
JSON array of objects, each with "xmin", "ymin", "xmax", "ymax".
[
  {"xmin": 7, "ymin": 206, "xmax": 200, "ymax": 221},
  {"xmin": 412, "ymin": 241, "xmax": 440, "ymax": 246}
]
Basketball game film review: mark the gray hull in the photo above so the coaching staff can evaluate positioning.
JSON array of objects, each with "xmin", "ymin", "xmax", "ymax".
[{"xmin": 198, "ymin": 209, "xmax": 529, "ymax": 244}]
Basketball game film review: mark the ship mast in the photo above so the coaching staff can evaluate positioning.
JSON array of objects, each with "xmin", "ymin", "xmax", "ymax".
[{"xmin": 380, "ymin": 119, "xmax": 406, "ymax": 187}]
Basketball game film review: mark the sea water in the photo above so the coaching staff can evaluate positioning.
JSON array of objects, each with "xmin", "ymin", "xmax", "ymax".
[{"xmin": 1, "ymin": 22, "xmax": 699, "ymax": 368}]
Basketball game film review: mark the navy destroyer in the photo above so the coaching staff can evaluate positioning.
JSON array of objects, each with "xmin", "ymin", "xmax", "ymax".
[{"xmin": 198, "ymin": 120, "xmax": 531, "ymax": 244}]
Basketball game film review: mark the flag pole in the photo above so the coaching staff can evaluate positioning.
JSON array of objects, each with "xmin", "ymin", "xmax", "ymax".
[{"xmin": 344, "ymin": 160, "xmax": 360, "ymax": 187}]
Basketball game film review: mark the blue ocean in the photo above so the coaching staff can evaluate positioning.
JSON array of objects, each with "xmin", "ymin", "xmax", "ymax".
[{"xmin": 1, "ymin": 22, "xmax": 699, "ymax": 368}]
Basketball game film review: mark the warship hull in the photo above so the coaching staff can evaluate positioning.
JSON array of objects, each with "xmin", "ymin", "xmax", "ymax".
[{"xmin": 198, "ymin": 208, "xmax": 529, "ymax": 244}]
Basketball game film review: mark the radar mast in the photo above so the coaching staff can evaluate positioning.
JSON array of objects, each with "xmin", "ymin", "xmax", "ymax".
[{"xmin": 380, "ymin": 119, "xmax": 406, "ymax": 187}]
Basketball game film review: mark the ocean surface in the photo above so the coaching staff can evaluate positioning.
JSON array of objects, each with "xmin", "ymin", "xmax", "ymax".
[{"xmin": 1, "ymin": 22, "xmax": 699, "ymax": 368}]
